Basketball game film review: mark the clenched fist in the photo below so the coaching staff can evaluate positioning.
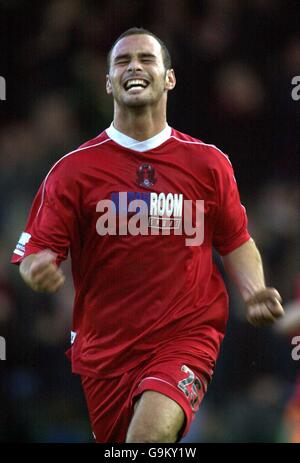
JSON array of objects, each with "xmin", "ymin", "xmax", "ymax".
[
  {"xmin": 20, "ymin": 250, "xmax": 65, "ymax": 293},
  {"xmin": 245, "ymin": 287, "xmax": 284, "ymax": 327}
]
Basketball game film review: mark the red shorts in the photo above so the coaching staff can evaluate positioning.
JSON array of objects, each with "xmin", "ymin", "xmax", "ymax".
[{"xmin": 81, "ymin": 349, "xmax": 215, "ymax": 443}]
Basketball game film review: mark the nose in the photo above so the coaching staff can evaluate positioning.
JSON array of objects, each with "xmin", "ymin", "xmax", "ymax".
[{"xmin": 127, "ymin": 58, "xmax": 143, "ymax": 73}]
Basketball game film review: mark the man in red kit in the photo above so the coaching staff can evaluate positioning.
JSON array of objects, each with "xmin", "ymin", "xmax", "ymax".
[{"xmin": 12, "ymin": 28, "xmax": 285, "ymax": 443}]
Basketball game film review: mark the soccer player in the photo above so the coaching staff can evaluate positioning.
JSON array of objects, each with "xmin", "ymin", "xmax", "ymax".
[{"xmin": 11, "ymin": 28, "xmax": 284, "ymax": 443}]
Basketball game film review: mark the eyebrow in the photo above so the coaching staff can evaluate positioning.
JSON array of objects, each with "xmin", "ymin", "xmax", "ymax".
[{"xmin": 113, "ymin": 52, "xmax": 157, "ymax": 62}]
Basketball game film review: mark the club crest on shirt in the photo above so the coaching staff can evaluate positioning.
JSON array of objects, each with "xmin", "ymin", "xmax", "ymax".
[{"xmin": 136, "ymin": 163, "xmax": 157, "ymax": 188}]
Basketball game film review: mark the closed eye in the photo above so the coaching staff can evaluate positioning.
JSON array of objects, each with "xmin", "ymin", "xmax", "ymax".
[
  {"xmin": 113, "ymin": 53, "xmax": 157, "ymax": 66},
  {"xmin": 115, "ymin": 59, "xmax": 130, "ymax": 65},
  {"xmin": 141, "ymin": 58, "xmax": 155, "ymax": 63},
  {"xmin": 140, "ymin": 54, "xmax": 156, "ymax": 63},
  {"xmin": 113, "ymin": 54, "xmax": 131, "ymax": 66}
]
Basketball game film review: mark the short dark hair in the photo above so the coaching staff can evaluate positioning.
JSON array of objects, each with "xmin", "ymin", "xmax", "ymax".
[{"xmin": 107, "ymin": 27, "xmax": 172, "ymax": 71}]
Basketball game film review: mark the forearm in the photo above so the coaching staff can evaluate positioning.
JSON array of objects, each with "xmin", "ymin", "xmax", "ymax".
[
  {"xmin": 221, "ymin": 238, "xmax": 265, "ymax": 301},
  {"xmin": 221, "ymin": 238, "xmax": 284, "ymax": 326}
]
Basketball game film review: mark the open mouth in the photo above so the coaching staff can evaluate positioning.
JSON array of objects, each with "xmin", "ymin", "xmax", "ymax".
[{"xmin": 124, "ymin": 79, "xmax": 149, "ymax": 92}]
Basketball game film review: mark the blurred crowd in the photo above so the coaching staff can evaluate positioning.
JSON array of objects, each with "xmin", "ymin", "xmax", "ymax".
[{"xmin": 0, "ymin": 0, "xmax": 299, "ymax": 442}]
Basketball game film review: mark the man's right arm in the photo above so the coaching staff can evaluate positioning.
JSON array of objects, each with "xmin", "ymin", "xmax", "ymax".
[{"xmin": 19, "ymin": 250, "xmax": 65, "ymax": 293}]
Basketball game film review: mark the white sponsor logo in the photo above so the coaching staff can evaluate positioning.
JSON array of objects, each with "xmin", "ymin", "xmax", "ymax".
[
  {"xmin": 95, "ymin": 192, "xmax": 204, "ymax": 246},
  {"xmin": 149, "ymin": 192, "xmax": 183, "ymax": 217}
]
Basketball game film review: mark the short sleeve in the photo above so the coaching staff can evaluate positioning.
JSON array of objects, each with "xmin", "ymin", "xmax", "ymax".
[
  {"xmin": 11, "ymin": 172, "xmax": 78, "ymax": 266},
  {"xmin": 212, "ymin": 156, "xmax": 250, "ymax": 256}
]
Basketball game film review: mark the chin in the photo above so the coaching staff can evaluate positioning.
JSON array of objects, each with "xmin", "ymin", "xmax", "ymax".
[{"xmin": 122, "ymin": 96, "xmax": 152, "ymax": 108}]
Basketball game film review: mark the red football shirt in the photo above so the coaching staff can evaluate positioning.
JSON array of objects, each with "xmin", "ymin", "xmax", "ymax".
[{"xmin": 11, "ymin": 125, "xmax": 250, "ymax": 378}]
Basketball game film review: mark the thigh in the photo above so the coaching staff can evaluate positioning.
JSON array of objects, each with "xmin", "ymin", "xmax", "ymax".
[
  {"xmin": 126, "ymin": 357, "xmax": 211, "ymax": 443},
  {"xmin": 126, "ymin": 390, "xmax": 185, "ymax": 443}
]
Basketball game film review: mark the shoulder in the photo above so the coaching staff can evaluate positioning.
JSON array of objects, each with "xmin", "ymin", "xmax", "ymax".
[
  {"xmin": 77, "ymin": 130, "xmax": 110, "ymax": 150},
  {"xmin": 43, "ymin": 130, "xmax": 111, "ymax": 185},
  {"xmin": 170, "ymin": 128, "xmax": 232, "ymax": 170}
]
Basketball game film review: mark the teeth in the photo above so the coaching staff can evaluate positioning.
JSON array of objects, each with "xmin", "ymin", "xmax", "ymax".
[{"xmin": 125, "ymin": 79, "xmax": 148, "ymax": 89}]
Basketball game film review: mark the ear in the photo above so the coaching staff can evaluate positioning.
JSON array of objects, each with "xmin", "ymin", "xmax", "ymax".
[
  {"xmin": 165, "ymin": 69, "xmax": 176, "ymax": 91},
  {"xmin": 106, "ymin": 74, "xmax": 112, "ymax": 95}
]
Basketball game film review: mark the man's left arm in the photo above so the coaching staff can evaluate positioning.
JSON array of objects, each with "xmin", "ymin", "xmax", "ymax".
[{"xmin": 221, "ymin": 237, "xmax": 284, "ymax": 326}]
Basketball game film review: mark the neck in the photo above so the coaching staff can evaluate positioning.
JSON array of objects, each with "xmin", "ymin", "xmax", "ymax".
[{"xmin": 113, "ymin": 101, "xmax": 167, "ymax": 141}]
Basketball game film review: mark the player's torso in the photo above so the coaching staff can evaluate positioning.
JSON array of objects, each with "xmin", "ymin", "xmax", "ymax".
[
  {"xmin": 67, "ymin": 132, "xmax": 228, "ymax": 357},
  {"xmin": 76, "ymin": 136, "xmax": 218, "ymax": 251},
  {"xmin": 68, "ymin": 135, "xmax": 220, "ymax": 309}
]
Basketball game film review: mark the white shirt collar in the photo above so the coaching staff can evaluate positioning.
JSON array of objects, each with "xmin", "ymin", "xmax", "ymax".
[{"xmin": 106, "ymin": 122, "xmax": 172, "ymax": 152}]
